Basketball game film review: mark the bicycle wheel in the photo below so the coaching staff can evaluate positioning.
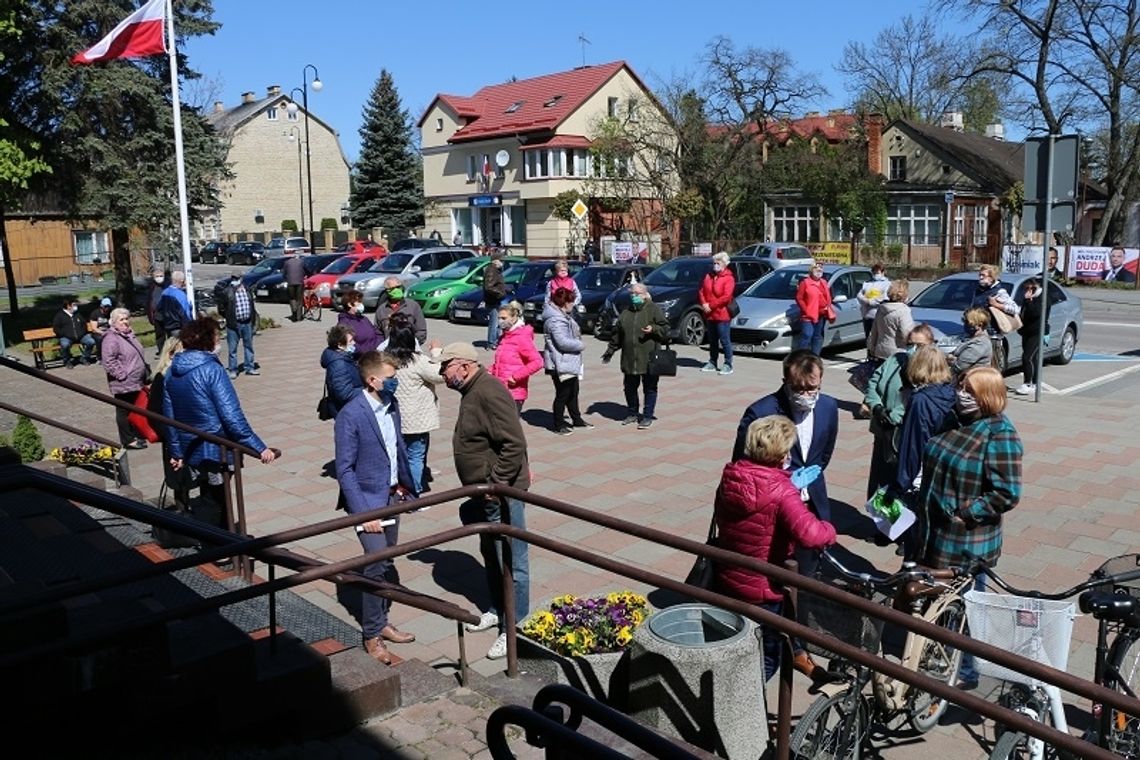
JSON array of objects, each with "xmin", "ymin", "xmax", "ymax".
[
  {"xmin": 910, "ymin": 598, "xmax": 966, "ymax": 733},
  {"xmin": 1106, "ymin": 631, "xmax": 1140, "ymax": 756},
  {"xmin": 989, "ymin": 685, "xmax": 1062, "ymax": 760},
  {"xmin": 789, "ymin": 687, "xmax": 870, "ymax": 760}
]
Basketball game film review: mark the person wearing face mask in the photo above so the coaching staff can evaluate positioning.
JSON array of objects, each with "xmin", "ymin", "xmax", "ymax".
[
  {"xmin": 489, "ymin": 301, "xmax": 544, "ymax": 415},
  {"xmin": 338, "ymin": 290, "xmax": 382, "ymax": 354},
  {"xmin": 544, "ymin": 259, "xmax": 581, "ymax": 309},
  {"xmin": 100, "ymin": 307, "xmax": 151, "ymax": 450},
  {"xmin": 321, "ymin": 324, "xmax": 364, "ymax": 417},
  {"xmin": 334, "ymin": 350, "xmax": 418, "ymax": 665},
  {"xmin": 386, "ymin": 313, "xmax": 445, "ymax": 495},
  {"xmin": 542, "ymin": 287, "xmax": 592, "ymax": 434},
  {"xmin": 146, "ymin": 266, "xmax": 170, "ymax": 357},
  {"xmin": 214, "ymin": 272, "xmax": 259, "ymax": 379},
  {"xmin": 601, "ymin": 283, "xmax": 670, "ymax": 429},
  {"xmin": 919, "ymin": 366, "xmax": 1023, "ymax": 689},
  {"xmin": 438, "ymin": 341, "xmax": 531, "ymax": 661},
  {"xmin": 698, "ymin": 251, "xmax": 737, "ymax": 375},
  {"xmin": 52, "ymin": 297, "xmax": 96, "ymax": 367},
  {"xmin": 950, "ymin": 307, "xmax": 994, "ymax": 376},
  {"xmin": 482, "ymin": 251, "xmax": 508, "ymax": 350},
  {"xmin": 795, "ymin": 264, "xmax": 833, "ymax": 356},
  {"xmin": 374, "ymin": 276, "xmax": 427, "ymax": 345},
  {"xmin": 864, "ymin": 323, "xmax": 935, "ymax": 499},
  {"xmin": 1015, "ymin": 278, "xmax": 1051, "ymax": 395},
  {"xmin": 970, "ymin": 264, "xmax": 1020, "ymax": 323},
  {"xmin": 867, "ymin": 279, "xmax": 914, "ymax": 363}
]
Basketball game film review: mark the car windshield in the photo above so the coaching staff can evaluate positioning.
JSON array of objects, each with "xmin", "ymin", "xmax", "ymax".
[
  {"xmin": 743, "ymin": 269, "xmax": 810, "ymax": 299},
  {"xmin": 909, "ymin": 278, "xmax": 1015, "ymax": 310},
  {"xmin": 436, "ymin": 260, "xmax": 481, "ymax": 279},
  {"xmin": 643, "ymin": 259, "xmax": 711, "ymax": 287},
  {"xmin": 391, "ymin": 239, "xmax": 427, "ymax": 251},
  {"xmin": 504, "ymin": 265, "xmax": 547, "ymax": 284},
  {"xmin": 371, "ymin": 253, "xmax": 413, "ymax": 272},
  {"xmin": 760, "ymin": 245, "xmax": 812, "ymax": 260},
  {"xmin": 248, "ymin": 258, "xmax": 281, "ymax": 276},
  {"xmin": 574, "ymin": 267, "xmax": 624, "ymax": 291},
  {"xmin": 322, "ymin": 256, "xmax": 358, "ymax": 275}
]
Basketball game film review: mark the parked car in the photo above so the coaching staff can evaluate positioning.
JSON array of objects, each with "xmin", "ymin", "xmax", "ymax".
[
  {"xmin": 304, "ymin": 251, "xmax": 386, "ymax": 306},
  {"xmin": 265, "ymin": 236, "xmax": 312, "ymax": 256},
  {"xmin": 239, "ymin": 256, "xmax": 286, "ymax": 290},
  {"xmin": 334, "ymin": 247, "xmax": 474, "ymax": 310},
  {"xmin": 595, "ymin": 256, "xmax": 771, "ymax": 345},
  {"xmin": 390, "ymin": 237, "xmax": 444, "ymax": 252},
  {"xmin": 407, "ymin": 255, "xmax": 527, "ymax": 318},
  {"xmin": 522, "ymin": 263, "xmax": 655, "ymax": 333},
  {"xmin": 909, "ymin": 271, "xmax": 1082, "ymax": 372},
  {"xmin": 199, "ymin": 241, "xmax": 230, "ymax": 264},
  {"xmin": 254, "ymin": 253, "xmax": 344, "ymax": 302},
  {"xmin": 189, "ymin": 241, "xmax": 201, "ymax": 263},
  {"xmin": 448, "ymin": 259, "xmax": 585, "ymax": 325},
  {"xmin": 734, "ymin": 241, "xmax": 814, "ymax": 270},
  {"xmin": 729, "ymin": 265, "xmax": 874, "ymax": 356},
  {"xmin": 330, "ymin": 239, "xmax": 386, "ymax": 256},
  {"xmin": 227, "ymin": 241, "xmax": 267, "ymax": 265}
]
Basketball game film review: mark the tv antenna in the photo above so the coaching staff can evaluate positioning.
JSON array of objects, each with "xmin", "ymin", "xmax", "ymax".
[{"xmin": 578, "ymin": 33, "xmax": 591, "ymax": 67}]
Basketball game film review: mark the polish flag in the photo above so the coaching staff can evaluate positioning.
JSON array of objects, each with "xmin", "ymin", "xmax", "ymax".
[
  {"xmin": 482, "ymin": 154, "xmax": 491, "ymax": 177},
  {"xmin": 71, "ymin": 0, "xmax": 167, "ymax": 65}
]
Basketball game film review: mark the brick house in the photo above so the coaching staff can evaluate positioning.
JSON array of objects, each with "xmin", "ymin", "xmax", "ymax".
[
  {"xmin": 418, "ymin": 61, "xmax": 678, "ymax": 259},
  {"xmin": 203, "ymin": 85, "xmax": 352, "ymax": 243}
]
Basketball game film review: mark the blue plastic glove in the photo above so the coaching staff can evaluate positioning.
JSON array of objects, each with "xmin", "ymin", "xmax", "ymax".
[{"xmin": 790, "ymin": 465, "xmax": 821, "ymax": 490}]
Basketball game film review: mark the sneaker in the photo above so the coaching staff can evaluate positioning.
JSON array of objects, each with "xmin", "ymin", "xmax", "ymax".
[
  {"xmin": 555, "ymin": 426, "xmax": 574, "ymax": 436},
  {"xmin": 621, "ymin": 415, "xmax": 639, "ymax": 425},
  {"xmin": 486, "ymin": 632, "xmax": 508, "ymax": 660},
  {"xmin": 572, "ymin": 420, "xmax": 594, "ymax": 429},
  {"xmin": 700, "ymin": 362, "xmax": 718, "ymax": 372},
  {"xmin": 464, "ymin": 611, "xmax": 499, "ymax": 633},
  {"xmin": 718, "ymin": 364, "xmax": 734, "ymax": 376},
  {"xmin": 124, "ymin": 439, "xmax": 148, "ymax": 450},
  {"xmin": 245, "ymin": 368, "xmax": 260, "ymax": 376},
  {"xmin": 638, "ymin": 417, "xmax": 654, "ymax": 430},
  {"xmin": 228, "ymin": 369, "xmax": 239, "ymax": 379},
  {"xmin": 1015, "ymin": 383, "xmax": 1033, "ymax": 395}
]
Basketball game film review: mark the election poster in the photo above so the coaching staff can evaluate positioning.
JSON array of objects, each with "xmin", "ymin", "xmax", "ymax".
[
  {"xmin": 1068, "ymin": 246, "xmax": 1139, "ymax": 283},
  {"xmin": 1000, "ymin": 245, "xmax": 1045, "ymax": 275},
  {"xmin": 812, "ymin": 242, "xmax": 853, "ymax": 265},
  {"xmin": 611, "ymin": 241, "xmax": 635, "ymax": 263}
]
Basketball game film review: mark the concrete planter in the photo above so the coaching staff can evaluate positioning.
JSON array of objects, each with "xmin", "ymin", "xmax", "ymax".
[{"xmin": 516, "ymin": 633, "xmax": 631, "ymax": 708}]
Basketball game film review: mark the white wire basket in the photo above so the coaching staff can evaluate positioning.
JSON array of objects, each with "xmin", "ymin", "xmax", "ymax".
[{"xmin": 963, "ymin": 589, "xmax": 1077, "ymax": 687}]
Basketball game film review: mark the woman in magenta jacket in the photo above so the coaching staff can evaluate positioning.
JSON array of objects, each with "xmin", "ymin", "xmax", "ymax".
[
  {"xmin": 488, "ymin": 300, "xmax": 544, "ymax": 412},
  {"xmin": 795, "ymin": 263, "xmax": 833, "ymax": 356},
  {"xmin": 698, "ymin": 251, "xmax": 737, "ymax": 375},
  {"xmin": 714, "ymin": 414, "xmax": 837, "ymax": 681}
]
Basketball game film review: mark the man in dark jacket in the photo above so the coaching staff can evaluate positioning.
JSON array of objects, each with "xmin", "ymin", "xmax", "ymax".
[
  {"xmin": 157, "ymin": 271, "xmax": 192, "ymax": 338},
  {"xmin": 374, "ymin": 276, "xmax": 427, "ymax": 344},
  {"xmin": 482, "ymin": 252, "xmax": 507, "ymax": 349},
  {"xmin": 52, "ymin": 297, "xmax": 96, "ymax": 367},
  {"xmin": 146, "ymin": 267, "xmax": 170, "ymax": 356},
  {"xmin": 284, "ymin": 253, "xmax": 306, "ymax": 321},
  {"xmin": 214, "ymin": 273, "xmax": 259, "ymax": 379},
  {"xmin": 439, "ymin": 341, "xmax": 530, "ymax": 661}
]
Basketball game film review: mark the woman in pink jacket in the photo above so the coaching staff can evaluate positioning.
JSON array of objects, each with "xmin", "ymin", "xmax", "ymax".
[
  {"xmin": 489, "ymin": 301, "xmax": 544, "ymax": 412},
  {"xmin": 714, "ymin": 414, "xmax": 836, "ymax": 681},
  {"xmin": 100, "ymin": 307, "xmax": 151, "ymax": 450},
  {"xmin": 795, "ymin": 264, "xmax": 833, "ymax": 356}
]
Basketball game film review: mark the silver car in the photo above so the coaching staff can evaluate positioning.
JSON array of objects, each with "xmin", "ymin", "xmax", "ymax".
[
  {"xmin": 908, "ymin": 271, "xmax": 1082, "ymax": 371},
  {"xmin": 730, "ymin": 265, "xmax": 874, "ymax": 356},
  {"xmin": 334, "ymin": 247, "xmax": 473, "ymax": 309},
  {"xmin": 734, "ymin": 241, "xmax": 815, "ymax": 270}
]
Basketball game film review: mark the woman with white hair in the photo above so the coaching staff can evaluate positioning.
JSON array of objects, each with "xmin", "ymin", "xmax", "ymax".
[
  {"xmin": 698, "ymin": 251, "xmax": 736, "ymax": 375},
  {"xmin": 601, "ymin": 283, "xmax": 669, "ymax": 429},
  {"xmin": 100, "ymin": 307, "xmax": 150, "ymax": 449}
]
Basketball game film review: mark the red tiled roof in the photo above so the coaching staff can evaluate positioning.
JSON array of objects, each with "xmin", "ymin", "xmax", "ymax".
[
  {"xmin": 709, "ymin": 113, "xmax": 859, "ymax": 144},
  {"xmin": 419, "ymin": 61, "xmax": 631, "ymax": 143},
  {"xmin": 520, "ymin": 134, "xmax": 592, "ymax": 150}
]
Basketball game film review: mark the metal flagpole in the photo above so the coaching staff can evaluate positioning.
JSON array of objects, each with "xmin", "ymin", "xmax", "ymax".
[
  {"xmin": 1034, "ymin": 133, "xmax": 1055, "ymax": 404},
  {"xmin": 165, "ymin": 0, "xmax": 195, "ymax": 318}
]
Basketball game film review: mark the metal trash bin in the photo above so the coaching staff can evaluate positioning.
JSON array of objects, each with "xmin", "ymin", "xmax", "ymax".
[{"xmin": 628, "ymin": 603, "xmax": 767, "ymax": 758}]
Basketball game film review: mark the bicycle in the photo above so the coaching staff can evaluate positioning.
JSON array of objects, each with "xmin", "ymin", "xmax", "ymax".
[
  {"xmin": 302, "ymin": 288, "xmax": 322, "ymax": 321},
  {"xmin": 966, "ymin": 553, "xmax": 1140, "ymax": 760},
  {"xmin": 789, "ymin": 549, "xmax": 985, "ymax": 759}
]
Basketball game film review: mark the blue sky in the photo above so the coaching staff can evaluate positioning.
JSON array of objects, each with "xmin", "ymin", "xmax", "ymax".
[{"xmin": 183, "ymin": 0, "xmax": 935, "ymax": 163}]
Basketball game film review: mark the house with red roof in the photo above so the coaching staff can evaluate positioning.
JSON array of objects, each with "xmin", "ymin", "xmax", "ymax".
[{"xmin": 418, "ymin": 61, "xmax": 677, "ymax": 258}]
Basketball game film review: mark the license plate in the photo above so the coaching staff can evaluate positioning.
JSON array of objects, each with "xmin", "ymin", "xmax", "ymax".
[
  {"xmin": 454, "ymin": 309, "xmax": 471, "ymax": 319},
  {"xmin": 737, "ymin": 344, "xmax": 755, "ymax": 354},
  {"xmin": 256, "ymin": 289, "xmax": 268, "ymax": 297}
]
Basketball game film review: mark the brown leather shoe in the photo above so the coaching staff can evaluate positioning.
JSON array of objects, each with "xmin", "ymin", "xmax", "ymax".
[
  {"xmin": 792, "ymin": 651, "xmax": 819, "ymax": 677},
  {"xmin": 363, "ymin": 636, "xmax": 392, "ymax": 665},
  {"xmin": 379, "ymin": 624, "xmax": 415, "ymax": 644}
]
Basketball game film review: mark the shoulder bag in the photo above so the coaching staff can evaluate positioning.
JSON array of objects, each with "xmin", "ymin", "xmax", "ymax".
[
  {"xmin": 647, "ymin": 341, "xmax": 677, "ymax": 376},
  {"xmin": 989, "ymin": 305, "xmax": 1022, "ymax": 334},
  {"xmin": 684, "ymin": 516, "xmax": 718, "ymax": 590},
  {"xmin": 726, "ymin": 298, "xmax": 740, "ymax": 318},
  {"xmin": 317, "ymin": 383, "xmax": 335, "ymax": 421}
]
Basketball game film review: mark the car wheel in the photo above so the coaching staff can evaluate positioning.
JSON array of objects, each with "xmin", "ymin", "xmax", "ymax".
[
  {"xmin": 226, "ymin": 254, "xmax": 236, "ymax": 265},
  {"xmin": 680, "ymin": 310, "xmax": 706, "ymax": 346},
  {"xmin": 1055, "ymin": 325, "xmax": 1077, "ymax": 365}
]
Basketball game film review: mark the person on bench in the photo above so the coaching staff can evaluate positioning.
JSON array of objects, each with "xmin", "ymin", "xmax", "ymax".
[{"xmin": 52, "ymin": 297, "xmax": 96, "ymax": 367}]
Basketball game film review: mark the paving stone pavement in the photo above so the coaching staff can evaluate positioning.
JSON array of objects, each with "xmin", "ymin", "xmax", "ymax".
[{"xmin": 3, "ymin": 299, "xmax": 1138, "ymax": 758}]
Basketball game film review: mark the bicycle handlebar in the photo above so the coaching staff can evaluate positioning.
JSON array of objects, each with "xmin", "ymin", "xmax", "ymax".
[
  {"xmin": 964, "ymin": 551, "xmax": 1140, "ymax": 600},
  {"xmin": 818, "ymin": 549, "xmax": 987, "ymax": 595}
]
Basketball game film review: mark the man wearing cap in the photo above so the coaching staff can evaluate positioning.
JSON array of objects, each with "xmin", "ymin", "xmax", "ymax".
[
  {"xmin": 88, "ymin": 297, "xmax": 114, "ymax": 358},
  {"xmin": 374, "ymin": 276, "xmax": 427, "ymax": 344},
  {"xmin": 52, "ymin": 297, "xmax": 96, "ymax": 367},
  {"xmin": 438, "ymin": 341, "xmax": 530, "ymax": 661},
  {"xmin": 482, "ymin": 252, "xmax": 507, "ymax": 349}
]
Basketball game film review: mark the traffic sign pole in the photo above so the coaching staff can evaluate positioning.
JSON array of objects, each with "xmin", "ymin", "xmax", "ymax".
[{"xmin": 1034, "ymin": 134, "xmax": 1055, "ymax": 404}]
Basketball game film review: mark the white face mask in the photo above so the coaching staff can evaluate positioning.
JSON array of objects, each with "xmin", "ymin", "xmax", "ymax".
[
  {"xmin": 791, "ymin": 391, "xmax": 818, "ymax": 412},
  {"xmin": 498, "ymin": 318, "xmax": 513, "ymax": 331},
  {"xmin": 956, "ymin": 389, "xmax": 980, "ymax": 415},
  {"xmin": 154, "ymin": 276, "xmax": 165, "ymax": 284}
]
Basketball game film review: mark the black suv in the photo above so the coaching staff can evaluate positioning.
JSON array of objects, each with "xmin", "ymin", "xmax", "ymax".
[{"xmin": 595, "ymin": 256, "xmax": 771, "ymax": 345}]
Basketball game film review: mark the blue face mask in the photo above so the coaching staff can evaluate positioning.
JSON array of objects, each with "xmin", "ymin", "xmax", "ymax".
[
  {"xmin": 380, "ymin": 376, "xmax": 399, "ymax": 397},
  {"xmin": 344, "ymin": 343, "xmax": 356, "ymax": 354}
]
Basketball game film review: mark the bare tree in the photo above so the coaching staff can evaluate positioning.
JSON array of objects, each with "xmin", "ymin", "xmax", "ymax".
[{"xmin": 702, "ymin": 36, "xmax": 827, "ymax": 128}]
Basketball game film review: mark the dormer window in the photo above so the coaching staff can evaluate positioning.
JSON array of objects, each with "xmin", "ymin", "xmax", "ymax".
[
  {"xmin": 505, "ymin": 100, "xmax": 524, "ymax": 114},
  {"xmin": 544, "ymin": 95, "xmax": 563, "ymax": 108}
]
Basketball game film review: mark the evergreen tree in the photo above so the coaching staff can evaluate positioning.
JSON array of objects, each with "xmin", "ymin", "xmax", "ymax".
[
  {"xmin": 350, "ymin": 70, "xmax": 423, "ymax": 234},
  {"xmin": 0, "ymin": 0, "xmax": 228, "ymax": 306}
]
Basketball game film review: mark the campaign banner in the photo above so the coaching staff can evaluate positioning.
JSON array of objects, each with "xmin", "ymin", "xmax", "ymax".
[
  {"xmin": 611, "ymin": 241, "xmax": 635, "ymax": 263},
  {"xmin": 1069, "ymin": 246, "xmax": 1139, "ymax": 283},
  {"xmin": 1001, "ymin": 245, "xmax": 1045, "ymax": 275},
  {"xmin": 812, "ymin": 242, "xmax": 852, "ymax": 265},
  {"xmin": 692, "ymin": 242, "xmax": 713, "ymax": 256}
]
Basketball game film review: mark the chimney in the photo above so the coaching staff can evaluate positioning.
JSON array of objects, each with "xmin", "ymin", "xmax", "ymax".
[
  {"xmin": 241, "ymin": 91, "xmax": 256, "ymax": 104},
  {"xmin": 267, "ymin": 84, "xmax": 280, "ymax": 98},
  {"xmin": 985, "ymin": 123, "xmax": 1005, "ymax": 141},
  {"xmin": 864, "ymin": 113, "xmax": 884, "ymax": 176},
  {"xmin": 940, "ymin": 111, "xmax": 964, "ymax": 131},
  {"xmin": 213, "ymin": 101, "xmax": 224, "ymax": 113},
  {"xmin": 805, "ymin": 111, "xmax": 820, "ymax": 118}
]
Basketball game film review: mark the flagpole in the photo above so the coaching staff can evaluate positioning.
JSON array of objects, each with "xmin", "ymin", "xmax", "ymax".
[{"xmin": 165, "ymin": 0, "xmax": 195, "ymax": 318}]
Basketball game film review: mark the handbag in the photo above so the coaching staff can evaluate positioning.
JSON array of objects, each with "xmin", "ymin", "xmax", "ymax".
[
  {"xmin": 684, "ymin": 517, "xmax": 718, "ymax": 590},
  {"xmin": 824, "ymin": 304, "xmax": 837, "ymax": 323},
  {"xmin": 128, "ymin": 385, "xmax": 161, "ymax": 443},
  {"xmin": 989, "ymin": 306, "xmax": 1022, "ymax": 333},
  {"xmin": 847, "ymin": 359, "xmax": 876, "ymax": 394},
  {"xmin": 647, "ymin": 344, "xmax": 677, "ymax": 376},
  {"xmin": 317, "ymin": 383, "xmax": 335, "ymax": 421},
  {"xmin": 726, "ymin": 299, "xmax": 740, "ymax": 318}
]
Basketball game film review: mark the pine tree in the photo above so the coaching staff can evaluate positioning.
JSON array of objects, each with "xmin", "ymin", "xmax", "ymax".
[{"xmin": 350, "ymin": 70, "xmax": 423, "ymax": 235}]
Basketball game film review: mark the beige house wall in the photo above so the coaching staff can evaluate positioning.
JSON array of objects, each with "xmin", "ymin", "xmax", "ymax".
[{"xmin": 879, "ymin": 126, "xmax": 976, "ymax": 188}]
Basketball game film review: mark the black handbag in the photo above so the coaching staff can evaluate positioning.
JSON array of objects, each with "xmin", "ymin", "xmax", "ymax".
[
  {"xmin": 647, "ymin": 344, "xmax": 677, "ymax": 376},
  {"xmin": 684, "ymin": 517, "xmax": 718, "ymax": 590},
  {"xmin": 317, "ymin": 383, "xmax": 335, "ymax": 421},
  {"xmin": 726, "ymin": 299, "xmax": 740, "ymax": 318}
]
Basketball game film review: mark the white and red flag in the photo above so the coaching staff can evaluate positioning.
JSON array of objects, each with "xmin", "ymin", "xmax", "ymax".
[
  {"xmin": 482, "ymin": 154, "xmax": 492, "ymax": 177},
  {"xmin": 71, "ymin": 0, "xmax": 167, "ymax": 65}
]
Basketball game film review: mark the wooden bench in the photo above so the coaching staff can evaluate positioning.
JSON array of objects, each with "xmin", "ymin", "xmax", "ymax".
[{"xmin": 22, "ymin": 328, "xmax": 65, "ymax": 370}]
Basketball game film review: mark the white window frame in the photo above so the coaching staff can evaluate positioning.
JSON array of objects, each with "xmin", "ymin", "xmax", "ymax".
[
  {"xmin": 953, "ymin": 204, "xmax": 987, "ymax": 246},
  {"xmin": 286, "ymin": 109, "xmax": 298, "ymax": 122},
  {"xmin": 628, "ymin": 99, "xmax": 640, "ymax": 122},
  {"xmin": 466, "ymin": 154, "xmax": 477, "ymax": 181},
  {"xmin": 266, "ymin": 107, "xmax": 278, "ymax": 121},
  {"xmin": 435, "ymin": 117, "xmax": 444, "ymax": 132},
  {"xmin": 771, "ymin": 206, "xmax": 820, "ymax": 243},
  {"xmin": 607, "ymin": 96, "xmax": 619, "ymax": 117},
  {"xmin": 73, "ymin": 230, "xmax": 108, "ymax": 264},
  {"xmin": 889, "ymin": 155, "xmax": 907, "ymax": 181},
  {"xmin": 889, "ymin": 204, "xmax": 941, "ymax": 245}
]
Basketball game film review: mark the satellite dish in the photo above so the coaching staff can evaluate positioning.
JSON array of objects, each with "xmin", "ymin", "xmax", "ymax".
[{"xmin": 495, "ymin": 149, "xmax": 511, "ymax": 168}]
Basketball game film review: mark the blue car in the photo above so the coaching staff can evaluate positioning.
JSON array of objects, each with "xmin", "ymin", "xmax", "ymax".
[
  {"xmin": 522, "ymin": 263, "xmax": 655, "ymax": 334},
  {"xmin": 447, "ymin": 260, "xmax": 584, "ymax": 325}
]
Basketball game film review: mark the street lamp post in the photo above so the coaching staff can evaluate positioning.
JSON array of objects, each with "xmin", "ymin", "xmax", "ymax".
[
  {"xmin": 287, "ymin": 65, "xmax": 322, "ymax": 248},
  {"xmin": 285, "ymin": 127, "xmax": 305, "ymax": 235}
]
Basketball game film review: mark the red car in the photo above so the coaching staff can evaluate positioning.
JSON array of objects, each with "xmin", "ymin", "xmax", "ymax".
[
  {"xmin": 331, "ymin": 239, "xmax": 387, "ymax": 256},
  {"xmin": 304, "ymin": 251, "xmax": 386, "ymax": 306}
]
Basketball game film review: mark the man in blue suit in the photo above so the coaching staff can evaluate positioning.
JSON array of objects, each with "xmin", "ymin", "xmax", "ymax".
[{"xmin": 335, "ymin": 350, "xmax": 418, "ymax": 665}]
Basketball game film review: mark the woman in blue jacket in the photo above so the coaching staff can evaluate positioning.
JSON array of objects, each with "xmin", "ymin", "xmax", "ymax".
[{"xmin": 321, "ymin": 324, "xmax": 364, "ymax": 416}]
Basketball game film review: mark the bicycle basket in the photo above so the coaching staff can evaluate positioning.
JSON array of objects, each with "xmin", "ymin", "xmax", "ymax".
[
  {"xmin": 1094, "ymin": 554, "xmax": 1140, "ymax": 597},
  {"xmin": 797, "ymin": 585, "xmax": 887, "ymax": 658},
  {"xmin": 963, "ymin": 589, "xmax": 1076, "ymax": 687}
]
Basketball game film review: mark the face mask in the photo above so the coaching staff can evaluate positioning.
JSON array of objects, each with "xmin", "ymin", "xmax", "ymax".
[
  {"xmin": 354, "ymin": 303, "xmax": 365, "ymax": 314},
  {"xmin": 498, "ymin": 318, "xmax": 513, "ymax": 331},
  {"xmin": 380, "ymin": 376, "xmax": 399, "ymax": 398},
  {"xmin": 791, "ymin": 391, "xmax": 818, "ymax": 412},
  {"xmin": 906, "ymin": 345, "xmax": 919, "ymax": 357},
  {"xmin": 956, "ymin": 389, "xmax": 980, "ymax": 415},
  {"xmin": 387, "ymin": 287, "xmax": 404, "ymax": 301},
  {"xmin": 713, "ymin": 263, "xmax": 724, "ymax": 272},
  {"xmin": 344, "ymin": 343, "xmax": 356, "ymax": 354},
  {"xmin": 444, "ymin": 370, "xmax": 465, "ymax": 390},
  {"xmin": 630, "ymin": 295, "xmax": 645, "ymax": 308},
  {"xmin": 154, "ymin": 276, "xmax": 165, "ymax": 284}
]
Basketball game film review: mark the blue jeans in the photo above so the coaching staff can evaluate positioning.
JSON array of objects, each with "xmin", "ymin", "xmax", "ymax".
[
  {"xmin": 404, "ymin": 433, "xmax": 430, "ymax": 494},
  {"xmin": 486, "ymin": 306, "xmax": 501, "ymax": 347},
  {"xmin": 226, "ymin": 321, "xmax": 255, "ymax": 372},
  {"xmin": 959, "ymin": 574, "xmax": 986, "ymax": 683},
  {"xmin": 358, "ymin": 518, "xmax": 400, "ymax": 638},
  {"xmin": 798, "ymin": 319, "xmax": 826, "ymax": 355},
  {"xmin": 708, "ymin": 319, "xmax": 733, "ymax": 367},
  {"xmin": 59, "ymin": 334, "xmax": 95, "ymax": 362},
  {"xmin": 460, "ymin": 496, "xmax": 530, "ymax": 630}
]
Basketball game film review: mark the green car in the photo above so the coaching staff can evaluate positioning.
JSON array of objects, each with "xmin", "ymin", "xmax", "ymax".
[{"xmin": 407, "ymin": 255, "xmax": 526, "ymax": 317}]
